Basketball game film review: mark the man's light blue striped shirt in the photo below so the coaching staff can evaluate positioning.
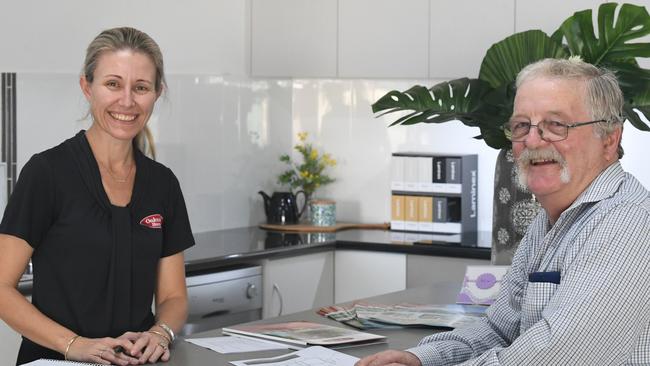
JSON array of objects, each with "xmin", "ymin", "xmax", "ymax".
[{"xmin": 409, "ymin": 162, "xmax": 650, "ymax": 365}]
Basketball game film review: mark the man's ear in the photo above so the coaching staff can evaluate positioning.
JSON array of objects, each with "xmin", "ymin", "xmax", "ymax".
[
  {"xmin": 79, "ymin": 76, "xmax": 92, "ymax": 101},
  {"xmin": 603, "ymin": 126, "xmax": 622, "ymax": 161}
]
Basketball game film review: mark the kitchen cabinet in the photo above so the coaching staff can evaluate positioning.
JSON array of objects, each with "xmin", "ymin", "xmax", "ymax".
[
  {"xmin": 335, "ymin": 250, "xmax": 406, "ymax": 303},
  {"xmin": 429, "ymin": 0, "xmax": 515, "ymax": 79},
  {"xmin": 262, "ymin": 252, "xmax": 334, "ymax": 319},
  {"xmin": 338, "ymin": 0, "xmax": 429, "ymax": 78},
  {"xmin": 0, "ymin": 295, "xmax": 30, "ymax": 366},
  {"xmin": 251, "ymin": 0, "xmax": 338, "ymax": 77},
  {"xmin": 406, "ymin": 254, "xmax": 489, "ymax": 289},
  {"xmin": 515, "ymin": 0, "xmax": 607, "ymax": 34}
]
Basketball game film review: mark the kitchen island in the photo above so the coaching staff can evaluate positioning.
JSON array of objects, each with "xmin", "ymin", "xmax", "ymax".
[{"xmin": 152, "ymin": 280, "xmax": 463, "ymax": 365}]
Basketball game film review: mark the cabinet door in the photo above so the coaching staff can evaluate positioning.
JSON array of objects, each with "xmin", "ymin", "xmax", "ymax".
[
  {"xmin": 335, "ymin": 250, "xmax": 406, "ymax": 303},
  {"xmin": 429, "ymin": 0, "xmax": 515, "ymax": 78},
  {"xmin": 516, "ymin": 0, "xmax": 607, "ymax": 34},
  {"xmin": 0, "ymin": 295, "xmax": 30, "ymax": 366},
  {"xmin": 262, "ymin": 252, "xmax": 334, "ymax": 318},
  {"xmin": 251, "ymin": 0, "xmax": 338, "ymax": 77},
  {"xmin": 338, "ymin": 0, "xmax": 429, "ymax": 78},
  {"xmin": 406, "ymin": 254, "xmax": 489, "ymax": 289}
]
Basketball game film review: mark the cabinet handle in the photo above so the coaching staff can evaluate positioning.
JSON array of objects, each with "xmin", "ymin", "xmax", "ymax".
[{"xmin": 272, "ymin": 283, "xmax": 283, "ymax": 316}]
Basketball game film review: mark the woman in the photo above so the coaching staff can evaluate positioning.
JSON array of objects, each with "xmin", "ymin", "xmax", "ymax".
[{"xmin": 0, "ymin": 27, "xmax": 194, "ymax": 365}]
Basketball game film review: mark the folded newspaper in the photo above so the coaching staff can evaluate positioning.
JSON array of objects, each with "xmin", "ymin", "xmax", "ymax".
[{"xmin": 318, "ymin": 302, "xmax": 487, "ymax": 330}]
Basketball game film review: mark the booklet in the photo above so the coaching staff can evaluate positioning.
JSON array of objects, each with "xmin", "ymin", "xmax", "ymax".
[
  {"xmin": 319, "ymin": 302, "xmax": 486, "ymax": 330},
  {"xmin": 359, "ymin": 303, "xmax": 486, "ymax": 329},
  {"xmin": 222, "ymin": 321, "xmax": 385, "ymax": 347}
]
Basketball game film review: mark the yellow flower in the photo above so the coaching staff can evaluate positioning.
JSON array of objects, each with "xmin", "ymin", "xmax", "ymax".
[
  {"xmin": 322, "ymin": 154, "xmax": 337, "ymax": 166},
  {"xmin": 300, "ymin": 170, "xmax": 309, "ymax": 178},
  {"xmin": 297, "ymin": 132, "xmax": 308, "ymax": 142},
  {"xmin": 310, "ymin": 149, "xmax": 318, "ymax": 160}
]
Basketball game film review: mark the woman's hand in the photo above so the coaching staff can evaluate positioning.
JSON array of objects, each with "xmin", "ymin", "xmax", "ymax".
[
  {"xmin": 65, "ymin": 336, "xmax": 140, "ymax": 365},
  {"xmin": 119, "ymin": 330, "xmax": 171, "ymax": 363}
]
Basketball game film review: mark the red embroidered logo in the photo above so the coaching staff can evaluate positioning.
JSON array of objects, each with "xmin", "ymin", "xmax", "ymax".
[{"xmin": 140, "ymin": 214, "xmax": 163, "ymax": 229}]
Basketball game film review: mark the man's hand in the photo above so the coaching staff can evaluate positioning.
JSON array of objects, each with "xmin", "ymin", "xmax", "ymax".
[{"xmin": 355, "ymin": 350, "xmax": 422, "ymax": 366}]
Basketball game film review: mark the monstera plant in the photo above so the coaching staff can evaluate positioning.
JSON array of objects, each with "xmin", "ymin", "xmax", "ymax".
[
  {"xmin": 372, "ymin": 2, "xmax": 650, "ymax": 264},
  {"xmin": 372, "ymin": 2, "xmax": 650, "ymax": 149}
]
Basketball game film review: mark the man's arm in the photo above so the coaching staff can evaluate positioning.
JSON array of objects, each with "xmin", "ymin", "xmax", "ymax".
[{"xmin": 404, "ymin": 235, "xmax": 532, "ymax": 366}]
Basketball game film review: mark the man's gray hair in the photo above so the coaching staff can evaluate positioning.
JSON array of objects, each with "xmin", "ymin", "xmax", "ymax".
[{"xmin": 516, "ymin": 58, "xmax": 624, "ymax": 158}]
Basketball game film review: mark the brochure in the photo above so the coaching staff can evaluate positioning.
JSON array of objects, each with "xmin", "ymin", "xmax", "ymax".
[
  {"xmin": 319, "ymin": 302, "xmax": 486, "ymax": 330},
  {"xmin": 222, "ymin": 321, "xmax": 385, "ymax": 347}
]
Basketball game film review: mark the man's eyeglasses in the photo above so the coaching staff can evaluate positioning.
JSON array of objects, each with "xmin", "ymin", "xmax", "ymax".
[{"xmin": 503, "ymin": 120, "xmax": 606, "ymax": 142}]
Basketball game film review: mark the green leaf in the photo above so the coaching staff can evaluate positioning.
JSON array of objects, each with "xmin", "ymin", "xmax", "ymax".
[
  {"xmin": 372, "ymin": 85, "xmax": 435, "ymax": 114},
  {"xmin": 552, "ymin": 3, "xmax": 650, "ymax": 129},
  {"xmin": 623, "ymin": 104, "xmax": 650, "ymax": 131},
  {"xmin": 373, "ymin": 78, "xmax": 494, "ymax": 124},
  {"xmin": 479, "ymin": 30, "xmax": 569, "ymax": 88},
  {"xmin": 552, "ymin": 3, "xmax": 650, "ymax": 65}
]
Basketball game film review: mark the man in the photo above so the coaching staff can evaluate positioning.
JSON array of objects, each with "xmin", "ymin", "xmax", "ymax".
[{"xmin": 357, "ymin": 58, "xmax": 650, "ymax": 365}]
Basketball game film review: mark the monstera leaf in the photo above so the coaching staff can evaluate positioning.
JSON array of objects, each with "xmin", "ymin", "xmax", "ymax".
[
  {"xmin": 479, "ymin": 30, "xmax": 569, "ymax": 89},
  {"xmin": 552, "ymin": 2, "xmax": 650, "ymax": 130},
  {"xmin": 372, "ymin": 78, "xmax": 495, "ymax": 126}
]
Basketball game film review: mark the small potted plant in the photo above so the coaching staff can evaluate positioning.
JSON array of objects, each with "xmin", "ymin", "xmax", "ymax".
[{"xmin": 278, "ymin": 132, "xmax": 337, "ymax": 222}]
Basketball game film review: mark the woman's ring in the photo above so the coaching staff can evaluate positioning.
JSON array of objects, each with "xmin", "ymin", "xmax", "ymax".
[
  {"xmin": 99, "ymin": 349, "xmax": 106, "ymax": 358},
  {"xmin": 159, "ymin": 342, "xmax": 168, "ymax": 350}
]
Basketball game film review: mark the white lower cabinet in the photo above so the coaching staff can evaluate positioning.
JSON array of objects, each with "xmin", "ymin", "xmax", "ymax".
[
  {"xmin": 406, "ymin": 254, "xmax": 490, "ymax": 289},
  {"xmin": 335, "ymin": 250, "xmax": 406, "ymax": 304},
  {"xmin": 0, "ymin": 295, "xmax": 30, "ymax": 366},
  {"xmin": 262, "ymin": 251, "xmax": 334, "ymax": 319}
]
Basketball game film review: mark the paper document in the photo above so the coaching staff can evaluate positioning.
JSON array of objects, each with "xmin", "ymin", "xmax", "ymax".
[
  {"xmin": 22, "ymin": 360, "xmax": 100, "ymax": 365},
  {"xmin": 186, "ymin": 335, "xmax": 290, "ymax": 353},
  {"xmin": 230, "ymin": 345, "xmax": 359, "ymax": 366}
]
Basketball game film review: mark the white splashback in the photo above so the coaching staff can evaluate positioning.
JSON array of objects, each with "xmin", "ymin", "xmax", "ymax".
[
  {"xmin": 292, "ymin": 79, "xmax": 499, "ymax": 231},
  {"xmin": 154, "ymin": 76, "xmax": 293, "ymax": 232},
  {"xmin": 15, "ymin": 74, "xmax": 650, "ymax": 234}
]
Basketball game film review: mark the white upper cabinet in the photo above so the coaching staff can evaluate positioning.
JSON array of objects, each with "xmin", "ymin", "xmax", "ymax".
[
  {"xmin": 0, "ymin": 0, "xmax": 248, "ymax": 75},
  {"xmin": 515, "ymin": 0, "xmax": 610, "ymax": 34},
  {"xmin": 251, "ymin": 0, "xmax": 338, "ymax": 77},
  {"xmin": 338, "ymin": 0, "xmax": 430, "ymax": 78},
  {"xmin": 429, "ymin": 0, "xmax": 515, "ymax": 79}
]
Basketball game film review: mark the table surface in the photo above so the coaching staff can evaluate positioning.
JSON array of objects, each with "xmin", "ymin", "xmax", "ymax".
[{"xmin": 157, "ymin": 281, "xmax": 462, "ymax": 365}]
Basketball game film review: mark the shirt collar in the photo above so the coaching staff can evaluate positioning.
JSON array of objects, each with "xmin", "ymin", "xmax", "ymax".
[
  {"xmin": 534, "ymin": 161, "xmax": 624, "ymax": 229},
  {"xmin": 568, "ymin": 161, "xmax": 625, "ymax": 209}
]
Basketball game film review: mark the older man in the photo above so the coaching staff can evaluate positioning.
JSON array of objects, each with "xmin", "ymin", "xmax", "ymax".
[{"xmin": 357, "ymin": 58, "xmax": 650, "ymax": 365}]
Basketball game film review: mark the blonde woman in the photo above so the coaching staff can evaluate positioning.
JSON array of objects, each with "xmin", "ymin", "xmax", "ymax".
[{"xmin": 0, "ymin": 27, "xmax": 194, "ymax": 365}]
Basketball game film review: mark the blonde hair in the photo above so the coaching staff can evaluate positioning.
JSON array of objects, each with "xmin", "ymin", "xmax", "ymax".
[{"xmin": 83, "ymin": 27, "xmax": 166, "ymax": 158}]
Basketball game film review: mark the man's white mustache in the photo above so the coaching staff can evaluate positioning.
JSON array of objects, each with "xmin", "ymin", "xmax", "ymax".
[
  {"xmin": 517, "ymin": 148, "xmax": 567, "ymax": 169},
  {"xmin": 516, "ymin": 148, "xmax": 571, "ymax": 189}
]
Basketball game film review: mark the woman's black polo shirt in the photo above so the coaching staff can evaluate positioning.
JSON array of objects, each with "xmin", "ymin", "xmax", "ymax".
[{"xmin": 0, "ymin": 130, "xmax": 195, "ymax": 362}]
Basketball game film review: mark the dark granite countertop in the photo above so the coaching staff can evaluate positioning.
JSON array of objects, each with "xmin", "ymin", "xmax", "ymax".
[
  {"xmin": 19, "ymin": 227, "xmax": 491, "ymax": 295},
  {"xmin": 185, "ymin": 227, "xmax": 491, "ymax": 274}
]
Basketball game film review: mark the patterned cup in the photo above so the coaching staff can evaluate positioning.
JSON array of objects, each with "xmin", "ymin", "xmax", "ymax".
[{"xmin": 309, "ymin": 199, "xmax": 336, "ymax": 226}]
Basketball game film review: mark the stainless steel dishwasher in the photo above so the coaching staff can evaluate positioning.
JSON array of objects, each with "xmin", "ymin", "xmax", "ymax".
[{"xmin": 181, "ymin": 265, "xmax": 262, "ymax": 336}]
